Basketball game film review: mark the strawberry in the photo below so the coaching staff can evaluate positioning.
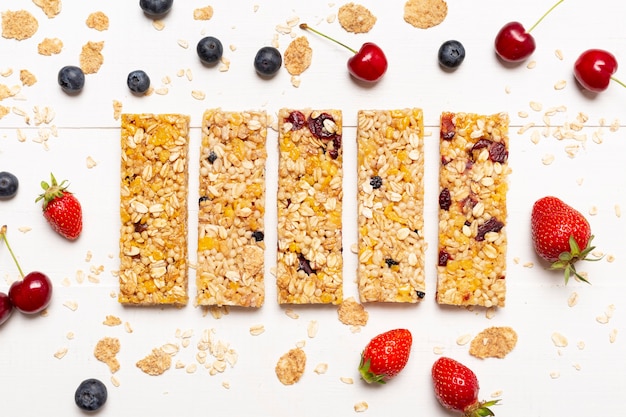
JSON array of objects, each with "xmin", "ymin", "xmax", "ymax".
[
  {"xmin": 531, "ymin": 196, "xmax": 601, "ymax": 284},
  {"xmin": 432, "ymin": 356, "xmax": 498, "ymax": 416},
  {"xmin": 36, "ymin": 174, "xmax": 83, "ymax": 240},
  {"xmin": 358, "ymin": 328, "xmax": 412, "ymax": 384}
]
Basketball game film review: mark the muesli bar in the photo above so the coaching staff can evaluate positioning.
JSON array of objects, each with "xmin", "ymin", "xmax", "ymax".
[
  {"xmin": 276, "ymin": 108, "xmax": 343, "ymax": 304},
  {"xmin": 436, "ymin": 111, "xmax": 510, "ymax": 308},
  {"xmin": 356, "ymin": 109, "xmax": 426, "ymax": 303},
  {"xmin": 196, "ymin": 109, "xmax": 267, "ymax": 307},
  {"xmin": 119, "ymin": 113, "xmax": 190, "ymax": 306}
]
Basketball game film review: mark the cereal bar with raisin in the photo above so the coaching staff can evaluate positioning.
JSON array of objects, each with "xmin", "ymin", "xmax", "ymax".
[
  {"xmin": 196, "ymin": 109, "xmax": 267, "ymax": 307},
  {"xmin": 119, "ymin": 113, "xmax": 190, "ymax": 306},
  {"xmin": 436, "ymin": 112, "xmax": 510, "ymax": 308},
  {"xmin": 276, "ymin": 108, "xmax": 343, "ymax": 305},
  {"xmin": 357, "ymin": 109, "xmax": 426, "ymax": 303}
]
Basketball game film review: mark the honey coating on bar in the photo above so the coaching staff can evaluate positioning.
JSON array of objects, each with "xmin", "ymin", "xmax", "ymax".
[
  {"xmin": 119, "ymin": 113, "xmax": 190, "ymax": 306},
  {"xmin": 196, "ymin": 109, "xmax": 267, "ymax": 307},
  {"xmin": 276, "ymin": 108, "xmax": 343, "ymax": 305},
  {"xmin": 356, "ymin": 109, "xmax": 426, "ymax": 303},
  {"xmin": 436, "ymin": 112, "xmax": 510, "ymax": 307}
]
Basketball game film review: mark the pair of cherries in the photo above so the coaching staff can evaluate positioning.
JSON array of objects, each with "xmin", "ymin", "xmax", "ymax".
[
  {"xmin": 494, "ymin": 0, "xmax": 623, "ymax": 93},
  {"xmin": 0, "ymin": 226, "xmax": 53, "ymax": 326}
]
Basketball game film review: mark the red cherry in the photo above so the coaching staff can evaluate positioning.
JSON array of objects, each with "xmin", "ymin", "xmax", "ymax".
[
  {"xmin": 494, "ymin": 0, "xmax": 564, "ymax": 63},
  {"xmin": 574, "ymin": 49, "xmax": 625, "ymax": 92},
  {"xmin": 300, "ymin": 23, "xmax": 387, "ymax": 83},
  {"xmin": 0, "ymin": 292, "xmax": 13, "ymax": 326},
  {"xmin": 9, "ymin": 272, "xmax": 53, "ymax": 314}
]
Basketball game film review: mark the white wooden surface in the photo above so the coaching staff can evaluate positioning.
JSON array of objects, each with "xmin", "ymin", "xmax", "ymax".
[{"xmin": 0, "ymin": 0, "xmax": 624, "ymax": 415}]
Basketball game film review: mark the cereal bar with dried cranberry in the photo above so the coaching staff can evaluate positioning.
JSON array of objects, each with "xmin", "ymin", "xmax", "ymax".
[
  {"xmin": 119, "ymin": 113, "xmax": 190, "ymax": 306},
  {"xmin": 436, "ymin": 112, "xmax": 510, "ymax": 308},
  {"xmin": 357, "ymin": 109, "xmax": 426, "ymax": 303},
  {"xmin": 276, "ymin": 108, "xmax": 343, "ymax": 304},
  {"xmin": 196, "ymin": 109, "xmax": 267, "ymax": 307}
]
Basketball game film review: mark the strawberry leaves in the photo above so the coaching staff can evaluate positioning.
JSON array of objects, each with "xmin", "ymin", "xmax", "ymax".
[{"xmin": 550, "ymin": 235, "xmax": 602, "ymax": 284}]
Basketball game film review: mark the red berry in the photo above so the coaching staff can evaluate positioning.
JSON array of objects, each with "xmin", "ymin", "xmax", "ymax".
[
  {"xmin": 0, "ymin": 292, "xmax": 13, "ymax": 326},
  {"xmin": 358, "ymin": 328, "xmax": 412, "ymax": 384},
  {"xmin": 573, "ymin": 49, "xmax": 619, "ymax": 92},
  {"xmin": 9, "ymin": 272, "xmax": 53, "ymax": 314},
  {"xmin": 36, "ymin": 173, "xmax": 83, "ymax": 240}
]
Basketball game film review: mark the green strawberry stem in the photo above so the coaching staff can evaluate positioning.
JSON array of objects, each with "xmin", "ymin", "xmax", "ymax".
[
  {"xmin": 550, "ymin": 235, "xmax": 602, "ymax": 284},
  {"xmin": 358, "ymin": 357, "xmax": 386, "ymax": 384},
  {"xmin": 527, "ymin": 0, "xmax": 565, "ymax": 33},
  {"xmin": 299, "ymin": 23, "xmax": 358, "ymax": 54},
  {"xmin": 0, "ymin": 225, "xmax": 25, "ymax": 278},
  {"xmin": 466, "ymin": 400, "xmax": 499, "ymax": 417},
  {"xmin": 36, "ymin": 173, "xmax": 70, "ymax": 209}
]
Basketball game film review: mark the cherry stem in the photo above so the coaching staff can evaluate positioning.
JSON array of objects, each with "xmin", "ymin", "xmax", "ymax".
[
  {"xmin": 0, "ymin": 225, "xmax": 25, "ymax": 278},
  {"xmin": 527, "ymin": 0, "xmax": 565, "ymax": 33},
  {"xmin": 611, "ymin": 76, "xmax": 626, "ymax": 89},
  {"xmin": 299, "ymin": 23, "xmax": 357, "ymax": 54}
]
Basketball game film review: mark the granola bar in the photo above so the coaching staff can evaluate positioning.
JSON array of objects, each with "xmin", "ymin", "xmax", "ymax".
[
  {"xmin": 276, "ymin": 108, "xmax": 343, "ymax": 304},
  {"xmin": 436, "ymin": 111, "xmax": 510, "ymax": 308},
  {"xmin": 119, "ymin": 113, "xmax": 190, "ymax": 306},
  {"xmin": 196, "ymin": 109, "xmax": 267, "ymax": 307},
  {"xmin": 356, "ymin": 109, "xmax": 426, "ymax": 303}
]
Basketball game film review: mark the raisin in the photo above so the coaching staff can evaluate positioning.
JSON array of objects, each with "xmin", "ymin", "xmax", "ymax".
[
  {"xmin": 252, "ymin": 231, "xmax": 264, "ymax": 242},
  {"xmin": 438, "ymin": 250, "xmax": 451, "ymax": 266},
  {"xmin": 286, "ymin": 110, "xmax": 306, "ymax": 130},
  {"xmin": 489, "ymin": 141, "xmax": 508, "ymax": 163},
  {"xmin": 439, "ymin": 188, "xmax": 451, "ymax": 210},
  {"xmin": 476, "ymin": 217, "xmax": 504, "ymax": 241},
  {"xmin": 328, "ymin": 135, "xmax": 342, "ymax": 160},
  {"xmin": 471, "ymin": 138, "xmax": 492, "ymax": 152},
  {"xmin": 416, "ymin": 291, "xmax": 426, "ymax": 299},
  {"xmin": 134, "ymin": 222, "xmax": 148, "ymax": 233},
  {"xmin": 307, "ymin": 113, "xmax": 337, "ymax": 140},
  {"xmin": 370, "ymin": 175, "xmax": 383, "ymax": 189},
  {"xmin": 297, "ymin": 253, "xmax": 316, "ymax": 275},
  {"xmin": 440, "ymin": 113, "xmax": 456, "ymax": 140},
  {"xmin": 385, "ymin": 258, "xmax": 399, "ymax": 267}
]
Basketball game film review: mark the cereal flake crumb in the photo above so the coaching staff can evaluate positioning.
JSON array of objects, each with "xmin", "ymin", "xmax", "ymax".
[
  {"xmin": 19, "ymin": 70, "xmax": 37, "ymax": 86},
  {"xmin": 338, "ymin": 3, "xmax": 377, "ymax": 33},
  {"xmin": 0, "ymin": 105, "xmax": 9, "ymax": 119},
  {"xmin": 33, "ymin": 0, "xmax": 62, "ymax": 18},
  {"xmin": 337, "ymin": 297, "xmax": 369, "ymax": 326},
  {"xmin": 94, "ymin": 337, "xmax": 121, "ymax": 373},
  {"xmin": 284, "ymin": 36, "xmax": 313, "ymax": 76},
  {"xmin": 403, "ymin": 0, "xmax": 448, "ymax": 29},
  {"xmin": 2, "ymin": 10, "xmax": 39, "ymax": 40},
  {"xmin": 469, "ymin": 326, "xmax": 518, "ymax": 359},
  {"xmin": 103, "ymin": 315, "xmax": 122, "ymax": 326},
  {"xmin": 112, "ymin": 100, "xmax": 122, "ymax": 120},
  {"xmin": 80, "ymin": 41, "xmax": 105, "ymax": 74},
  {"xmin": 136, "ymin": 347, "xmax": 172, "ymax": 376},
  {"xmin": 354, "ymin": 401, "xmax": 369, "ymax": 412},
  {"xmin": 86, "ymin": 11, "xmax": 109, "ymax": 31},
  {"xmin": 275, "ymin": 347, "xmax": 306, "ymax": 385},
  {"xmin": 193, "ymin": 6, "xmax": 214, "ymax": 20},
  {"xmin": 38, "ymin": 37, "xmax": 63, "ymax": 55}
]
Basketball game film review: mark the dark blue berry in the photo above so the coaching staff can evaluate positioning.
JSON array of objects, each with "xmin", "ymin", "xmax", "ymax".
[
  {"xmin": 438, "ymin": 40, "xmax": 466, "ymax": 69},
  {"xmin": 127, "ymin": 70, "xmax": 151, "ymax": 94},
  {"xmin": 139, "ymin": 0, "xmax": 173, "ymax": 16},
  {"xmin": 252, "ymin": 231, "xmax": 264, "ymax": 242},
  {"xmin": 197, "ymin": 36, "xmax": 223, "ymax": 65},
  {"xmin": 58, "ymin": 66, "xmax": 85, "ymax": 94},
  {"xmin": 75, "ymin": 378, "xmax": 107, "ymax": 412},
  {"xmin": 254, "ymin": 46, "xmax": 282, "ymax": 77},
  {"xmin": 207, "ymin": 151, "xmax": 218, "ymax": 163},
  {"xmin": 0, "ymin": 171, "xmax": 18, "ymax": 199},
  {"xmin": 370, "ymin": 175, "xmax": 382, "ymax": 189}
]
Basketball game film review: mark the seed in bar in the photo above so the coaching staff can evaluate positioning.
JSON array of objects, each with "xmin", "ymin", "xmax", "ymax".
[
  {"xmin": 436, "ymin": 111, "xmax": 510, "ymax": 308},
  {"xmin": 356, "ymin": 109, "xmax": 426, "ymax": 303},
  {"xmin": 276, "ymin": 108, "xmax": 343, "ymax": 305},
  {"xmin": 196, "ymin": 109, "xmax": 268, "ymax": 307},
  {"xmin": 119, "ymin": 113, "xmax": 190, "ymax": 306}
]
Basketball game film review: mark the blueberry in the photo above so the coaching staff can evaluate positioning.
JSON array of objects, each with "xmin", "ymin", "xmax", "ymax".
[
  {"xmin": 0, "ymin": 171, "xmax": 18, "ymax": 199},
  {"xmin": 58, "ymin": 66, "xmax": 85, "ymax": 94},
  {"xmin": 438, "ymin": 40, "xmax": 466, "ymax": 69},
  {"xmin": 74, "ymin": 378, "xmax": 107, "ymax": 412},
  {"xmin": 196, "ymin": 36, "xmax": 223, "ymax": 65},
  {"xmin": 254, "ymin": 46, "xmax": 282, "ymax": 77},
  {"xmin": 127, "ymin": 70, "xmax": 151, "ymax": 94},
  {"xmin": 139, "ymin": 0, "xmax": 173, "ymax": 16}
]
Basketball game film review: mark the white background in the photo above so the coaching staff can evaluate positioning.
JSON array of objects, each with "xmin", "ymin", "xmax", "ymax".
[{"xmin": 0, "ymin": 0, "xmax": 625, "ymax": 415}]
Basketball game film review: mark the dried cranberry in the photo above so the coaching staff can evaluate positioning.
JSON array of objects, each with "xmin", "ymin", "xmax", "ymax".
[
  {"xmin": 489, "ymin": 141, "xmax": 508, "ymax": 163},
  {"xmin": 328, "ymin": 135, "xmax": 342, "ymax": 160},
  {"xmin": 438, "ymin": 250, "xmax": 451, "ymax": 266},
  {"xmin": 460, "ymin": 194, "xmax": 478, "ymax": 214},
  {"xmin": 297, "ymin": 253, "xmax": 316, "ymax": 275},
  {"xmin": 134, "ymin": 222, "xmax": 148, "ymax": 233},
  {"xmin": 439, "ymin": 188, "xmax": 451, "ymax": 210},
  {"xmin": 476, "ymin": 217, "xmax": 504, "ymax": 241},
  {"xmin": 286, "ymin": 110, "xmax": 306, "ymax": 130},
  {"xmin": 471, "ymin": 138, "xmax": 492, "ymax": 152},
  {"xmin": 440, "ymin": 113, "xmax": 456, "ymax": 140},
  {"xmin": 307, "ymin": 113, "xmax": 337, "ymax": 140}
]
